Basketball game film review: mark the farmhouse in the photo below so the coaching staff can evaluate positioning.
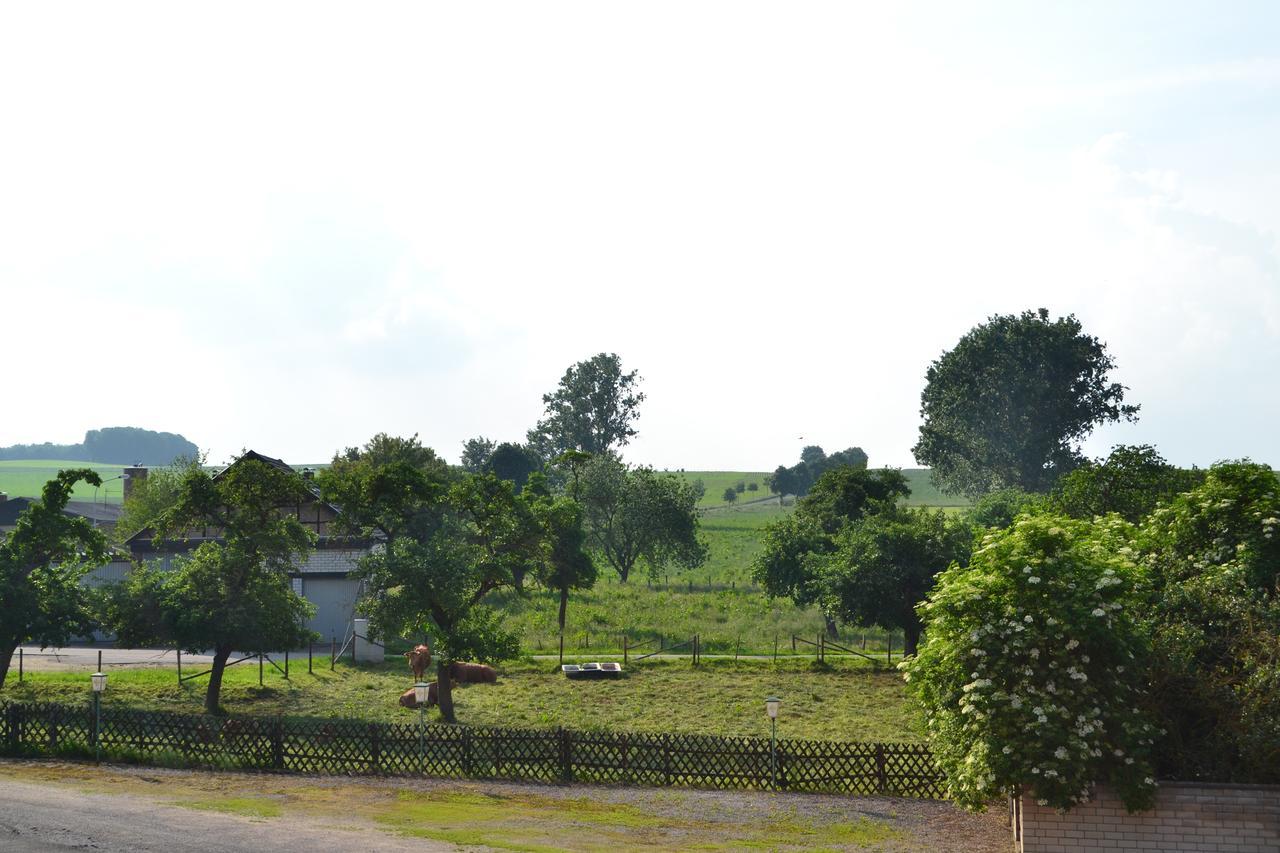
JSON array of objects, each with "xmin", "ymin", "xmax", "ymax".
[{"xmin": 118, "ymin": 450, "xmax": 371, "ymax": 644}]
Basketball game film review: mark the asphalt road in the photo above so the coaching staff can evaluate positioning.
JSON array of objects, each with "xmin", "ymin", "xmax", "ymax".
[{"xmin": 0, "ymin": 775, "xmax": 449, "ymax": 852}]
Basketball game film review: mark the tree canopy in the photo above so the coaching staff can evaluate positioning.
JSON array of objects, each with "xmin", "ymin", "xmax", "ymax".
[
  {"xmin": 527, "ymin": 353, "xmax": 645, "ymax": 458},
  {"xmin": 0, "ymin": 427, "xmax": 198, "ymax": 465},
  {"xmin": 578, "ymin": 455, "xmax": 706, "ymax": 583},
  {"xmin": 323, "ymin": 436, "xmax": 543, "ymax": 722},
  {"xmin": 817, "ymin": 507, "xmax": 971, "ymax": 655},
  {"xmin": 753, "ymin": 467, "xmax": 910, "ymax": 633},
  {"xmin": 1050, "ymin": 444, "xmax": 1202, "ymax": 523},
  {"xmin": 103, "ymin": 457, "xmax": 317, "ymax": 713},
  {"xmin": 0, "ymin": 469, "xmax": 110, "ymax": 689},
  {"xmin": 913, "ymin": 309, "xmax": 1138, "ymax": 497},
  {"xmin": 767, "ymin": 445, "xmax": 869, "ymax": 501}
]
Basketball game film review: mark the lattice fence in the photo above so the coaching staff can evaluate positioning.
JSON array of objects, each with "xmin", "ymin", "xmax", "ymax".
[{"xmin": 0, "ymin": 701, "xmax": 944, "ymax": 797}]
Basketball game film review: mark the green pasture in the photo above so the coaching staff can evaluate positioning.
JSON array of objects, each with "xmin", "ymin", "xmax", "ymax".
[
  {"xmin": 0, "ymin": 460, "xmax": 128, "ymax": 502},
  {"xmin": 668, "ymin": 470, "xmax": 773, "ymax": 508},
  {"xmin": 898, "ymin": 467, "xmax": 971, "ymax": 507},
  {"xmin": 5, "ymin": 656, "xmax": 920, "ymax": 743}
]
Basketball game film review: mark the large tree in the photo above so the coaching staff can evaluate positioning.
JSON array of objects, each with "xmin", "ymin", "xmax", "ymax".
[
  {"xmin": 103, "ymin": 457, "xmax": 317, "ymax": 713},
  {"xmin": 753, "ymin": 467, "xmax": 910, "ymax": 636},
  {"xmin": 527, "ymin": 353, "xmax": 645, "ymax": 458},
  {"xmin": 816, "ymin": 507, "xmax": 971, "ymax": 656},
  {"xmin": 0, "ymin": 470, "xmax": 110, "ymax": 689},
  {"xmin": 322, "ymin": 438, "xmax": 541, "ymax": 723},
  {"xmin": 578, "ymin": 455, "xmax": 706, "ymax": 583},
  {"xmin": 912, "ymin": 308, "xmax": 1139, "ymax": 497}
]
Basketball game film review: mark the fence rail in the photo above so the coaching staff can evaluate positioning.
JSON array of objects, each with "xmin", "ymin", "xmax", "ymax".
[{"xmin": 0, "ymin": 701, "xmax": 944, "ymax": 798}]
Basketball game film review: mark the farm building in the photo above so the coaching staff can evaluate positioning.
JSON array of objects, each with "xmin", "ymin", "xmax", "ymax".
[
  {"xmin": 0, "ymin": 493, "xmax": 124, "ymax": 536},
  {"xmin": 119, "ymin": 450, "xmax": 372, "ymax": 644}
]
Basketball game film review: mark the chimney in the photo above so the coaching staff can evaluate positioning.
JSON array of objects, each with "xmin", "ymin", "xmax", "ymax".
[
  {"xmin": 0, "ymin": 492, "xmax": 7, "ymax": 503},
  {"xmin": 123, "ymin": 466, "xmax": 148, "ymax": 501},
  {"xmin": 302, "ymin": 467, "xmax": 315, "ymax": 481}
]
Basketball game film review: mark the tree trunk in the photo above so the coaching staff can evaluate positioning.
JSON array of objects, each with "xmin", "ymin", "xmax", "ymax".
[
  {"xmin": 823, "ymin": 613, "xmax": 839, "ymax": 640},
  {"xmin": 436, "ymin": 658, "xmax": 456, "ymax": 724},
  {"xmin": 903, "ymin": 623, "xmax": 921, "ymax": 658},
  {"xmin": 512, "ymin": 568, "xmax": 525, "ymax": 592},
  {"xmin": 204, "ymin": 644, "xmax": 233, "ymax": 715},
  {"xmin": 617, "ymin": 560, "xmax": 631, "ymax": 584},
  {"xmin": 557, "ymin": 587, "xmax": 569, "ymax": 634},
  {"xmin": 0, "ymin": 640, "xmax": 17, "ymax": 691}
]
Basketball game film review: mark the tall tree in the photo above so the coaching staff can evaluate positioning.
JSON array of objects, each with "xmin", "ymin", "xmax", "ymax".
[
  {"xmin": 578, "ymin": 455, "xmax": 706, "ymax": 583},
  {"xmin": 913, "ymin": 308, "xmax": 1138, "ymax": 497},
  {"xmin": 816, "ymin": 507, "xmax": 971, "ymax": 656},
  {"xmin": 527, "ymin": 353, "xmax": 645, "ymax": 458},
  {"xmin": 0, "ymin": 470, "xmax": 110, "ymax": 689},
  {"xmin": 322, "ymin": 438, "xmax": 540, "ymax": 723},
  {"xmin": 753, "ymin": 467, "xmax": 910, "ymax": 637},
  {"xmin": 524, "ymin": 474, "xmax": 597, "ymax": 635},
  {"xmin": 486, "ymin": 442, "xmax": 541, "ymax": 492},
  {"xmin": 460, "ymin": 436, "xmax": 496, "ymax": 473},
  {"xmin": 103, "ymin": 457, "xmax": 316, "ymax": 713}
]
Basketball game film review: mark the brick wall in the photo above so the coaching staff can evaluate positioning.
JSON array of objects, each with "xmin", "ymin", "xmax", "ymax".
[{"xmin": 1016, "ymin": 782, "xmax": 1280, "ymax": 852}]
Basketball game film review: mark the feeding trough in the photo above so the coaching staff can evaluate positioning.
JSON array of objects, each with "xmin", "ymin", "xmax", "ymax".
[{"xmin": 562, "ymin": 662, "xmax": 623, "ymax": 680}]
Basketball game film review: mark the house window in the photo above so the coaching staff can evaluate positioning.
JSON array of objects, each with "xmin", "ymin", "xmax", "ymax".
[{"xmin": 291, "ymin": 576, "xmax": 304, "ymax": 596}]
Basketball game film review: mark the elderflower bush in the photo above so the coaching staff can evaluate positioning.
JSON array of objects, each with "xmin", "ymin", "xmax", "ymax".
[{"xmin": 902, "ymin": 513, "xmax": 1159, "ymax": 812}]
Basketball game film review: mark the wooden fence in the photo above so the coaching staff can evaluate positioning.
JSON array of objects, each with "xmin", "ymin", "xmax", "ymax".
[{"xmin": 0, "ymin": 701, "xmax": 944, "ymax": 798}]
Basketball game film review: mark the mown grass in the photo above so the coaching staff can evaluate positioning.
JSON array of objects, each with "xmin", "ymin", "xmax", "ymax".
[
  {"xmin": 4, "ymin": 657, "xmax": 922, "ymax": 743},
  {"xmin": 0, "ymin": 459, "xmax": 128, "ymax": 502}
]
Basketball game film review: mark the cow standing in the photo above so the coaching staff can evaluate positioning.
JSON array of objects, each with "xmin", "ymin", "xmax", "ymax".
[{"xmin": 404, "ymin": 643, "xmax": 432, "ymax": 681}]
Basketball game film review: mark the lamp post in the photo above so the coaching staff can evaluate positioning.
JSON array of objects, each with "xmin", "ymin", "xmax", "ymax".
[
  {"xmin": 93, "ymin": 475, "xmax": 125, "ymax": 527},
  {"xmin": 765, "ymin": 696, "xmax": 781, "ymax": 788},
  {"xmin": 91, "ymin": 672, "xmax": 108, "ymax": 763},
  {"xmin": 413, "ymin": 681, "xmax": 429, "ymax": 773}
]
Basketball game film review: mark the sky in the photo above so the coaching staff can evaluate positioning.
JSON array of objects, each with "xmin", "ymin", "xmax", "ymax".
[{"xmin": 2, "ymin": 2, "xmax": 1278, "ymax": 471}]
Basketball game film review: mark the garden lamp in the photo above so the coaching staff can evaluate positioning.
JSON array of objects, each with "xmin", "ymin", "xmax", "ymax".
[
  {"xmin": 413, "ymin": 681, "xmax": 429, "ymax": 773},
  {"xmin": 91, "ymin": 672, "xmax": 107, "ymax": 763},
  {"xmin": 765, "ymin": 696, "xmax": 781, "ymax": 788}
]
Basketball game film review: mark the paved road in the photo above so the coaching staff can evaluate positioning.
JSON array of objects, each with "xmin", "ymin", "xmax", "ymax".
[{"xmin": 0, "ymin": 775, "xmax": 448, "ymax": 852}]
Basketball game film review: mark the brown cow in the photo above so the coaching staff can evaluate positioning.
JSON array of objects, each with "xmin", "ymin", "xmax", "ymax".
[
  {"xmin": 404, "ymin": 643, "xmax": 431, "ymax": 681},
  {"xmin": 398, "ymin": 682, "xmax": 437, "ymax": 709},
  {"xmin": 449, "ymin": 661, "xmax": 497, "ymax": 684}
]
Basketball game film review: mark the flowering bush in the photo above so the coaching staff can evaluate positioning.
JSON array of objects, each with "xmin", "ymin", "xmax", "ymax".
[{"xmin": 902, "ymin": 513, "xmax": 1160, "ymax": 812}]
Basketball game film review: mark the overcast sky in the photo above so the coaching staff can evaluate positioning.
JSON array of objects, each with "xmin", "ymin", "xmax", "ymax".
[{"xmin": 2, "ymin": 2, "xmax": 1278, "ymax": 471}]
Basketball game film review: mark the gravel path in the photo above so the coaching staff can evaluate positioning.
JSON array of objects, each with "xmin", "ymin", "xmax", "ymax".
[{"xmin": 0, "ymin": 759, "xmax": 1014, "ymax": 852}]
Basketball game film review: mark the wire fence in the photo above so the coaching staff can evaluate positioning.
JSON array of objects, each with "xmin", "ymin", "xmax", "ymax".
[{"xmin": 0, "ymin": 701, "xmax": 945, "ymax": 798}]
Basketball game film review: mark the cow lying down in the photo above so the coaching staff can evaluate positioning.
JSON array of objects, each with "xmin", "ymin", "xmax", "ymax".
[
  {"xmin": 449, "ymin": 661, "xmax": 497, "ymax": 683},
  {"xmin": 399, "ymin": 683, "xmax": 437, "ymax": 709}
]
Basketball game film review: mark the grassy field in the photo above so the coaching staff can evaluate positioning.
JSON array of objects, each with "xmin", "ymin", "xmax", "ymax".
[
  {"xmin": 0, "ymin": 459, "xmax": 128, "ymax": 502},
  {"xmin": 898, "ymin": 468, "xmax": 971, "ymax": 508},
  {"xmin": 5, "ymin": 657, "xmax": 922, "ymax": 743},
  {"xmin": 665, "ymin": 470, "xmax": 772, "ymax": 508}
]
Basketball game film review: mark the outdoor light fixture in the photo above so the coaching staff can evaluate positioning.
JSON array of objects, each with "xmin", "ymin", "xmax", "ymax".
[
  {"xmin": 90, "ymin": 672, "xmax": 107, "ymax": 763},
  {"xmin": 413, "ymin": 681, "xmax": 429, "ymax": 773},
  {"xmin": 765, "ymin": 696, "xmax": 781, "ymax": 787}
]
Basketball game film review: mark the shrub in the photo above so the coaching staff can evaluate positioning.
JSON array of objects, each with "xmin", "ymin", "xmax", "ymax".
[
  {"xmin": 903, "ymin": 513, "xmax": 1159, "ymax": 812},
  {"xmin": 747, "ymin": 482, "xmax": 759, "ymax": 492}
]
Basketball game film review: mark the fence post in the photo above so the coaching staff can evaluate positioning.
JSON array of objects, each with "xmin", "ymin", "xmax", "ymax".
[
  {"xmin": 259, "ymin": 654, "xmax": 264, "ymax": 686},
  {"xmin": 369, "ymin": 723, "xmax": 381, "ymax": 773},
  {"xmin": 815, "ymin": 633, "xmax": 821, "ymax": 663},
  {"xmin": 559, "ymin": 728, "xmax": 573, "ymax": 783},
  {"xmin": 558, "ymin": 633, "xmax": 564, "ymax": 665},
  {"xmin": 623, "ymin": 636, "xmax": 628, "ymax": 666},
  {"xmin": 875, "ymin": 743, "xmax": 887, "ymax": 793},
  {"xmin": 308, "ymin": 641, "xmax": 313, "ymax": 675},
  {"xmin": 462, "ymin": 727, "xmax": 473, "ymax": 777},
  {"xmin": 791, "ymin": 635, "xmax": 796, "ymax": 653},
  {"xmin": 284, "ymin": 649, "xmax": 289, "ymax": 680},
  {"xmin": 271, "ymin": 718, "xmax": 285, "ymax": 770},
  {"xmin": 886, "ymin": 634, "xmax": 892, "ymax": 665},
  {"xmin": 773, "ymin": 633, "xmax": 778, "ymax": 662},
  {"xmin": 177, "ymin": 649, "xmax": 182, "ymax": 684},
  {"xmin": 17, "ymin": 648, "xmax": 21, "ymax": 682}
]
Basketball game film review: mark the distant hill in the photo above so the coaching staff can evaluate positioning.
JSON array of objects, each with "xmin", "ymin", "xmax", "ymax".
[{"xmin": 0, "ymin": 427, "xmax": 198, "ymax": 466}]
